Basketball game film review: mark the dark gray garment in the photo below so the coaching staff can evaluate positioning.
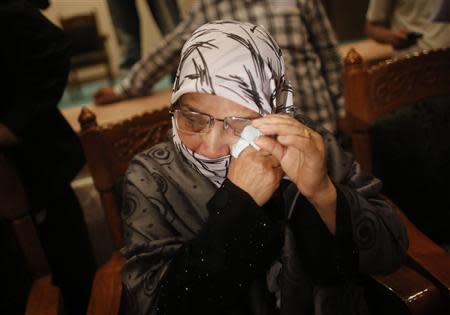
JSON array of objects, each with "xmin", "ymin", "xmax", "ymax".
[{"xmin": 121, "ymin": 121, "xmax": 408, "ymax": 315}]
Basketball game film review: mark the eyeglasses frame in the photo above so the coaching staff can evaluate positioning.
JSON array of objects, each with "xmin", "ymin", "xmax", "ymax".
[{"xmin": 169, "ymin": 108, "xmax": 258, "ymax": 135}]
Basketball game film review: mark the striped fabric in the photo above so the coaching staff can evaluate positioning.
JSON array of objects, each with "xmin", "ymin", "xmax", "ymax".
[{"xmin": 116, "ymin": 0, "xmax": 343, "ymax": 133}]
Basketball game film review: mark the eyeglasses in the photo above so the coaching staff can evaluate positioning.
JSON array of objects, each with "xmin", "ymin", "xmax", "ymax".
[{"xmin": 170, "ymin": 108, "xmax": 256, "ymax": 136}]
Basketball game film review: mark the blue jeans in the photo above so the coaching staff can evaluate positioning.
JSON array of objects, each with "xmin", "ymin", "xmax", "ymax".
[{"xmin": 106, "ymin": 0, "xmax": 181, "ymax": 70}]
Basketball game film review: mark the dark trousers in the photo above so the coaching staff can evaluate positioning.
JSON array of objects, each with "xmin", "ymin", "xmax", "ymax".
[
  {"xmin": 36, "ymin": 186, "xmax": 96, "ymax": 315},
  {"xmin": 106, "ymin": 0, "xmax": 181, "ymax": 70},
  {"xmin": 0, "ymin": 220, "xmax": 33, "ymax": 315}
]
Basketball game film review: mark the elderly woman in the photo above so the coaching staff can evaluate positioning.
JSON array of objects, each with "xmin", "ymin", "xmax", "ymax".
[{"xmin": 121, "ymin": 21, "xmax": 407, "ymax": 315}]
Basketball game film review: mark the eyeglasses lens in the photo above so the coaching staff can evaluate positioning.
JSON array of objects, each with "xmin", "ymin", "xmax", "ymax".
[
  {"xmin": 175, "ymin": 110, "xmax": 252, "ymax": 136},
  {"xmin": 175, "ymin": 110, "xmax": 210, "ymax": 133}
]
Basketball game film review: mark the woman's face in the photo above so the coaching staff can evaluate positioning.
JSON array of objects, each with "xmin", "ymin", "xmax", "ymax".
[{"xmin": 176, "ymin": 93, "xmax": 261, "ymax": 158}]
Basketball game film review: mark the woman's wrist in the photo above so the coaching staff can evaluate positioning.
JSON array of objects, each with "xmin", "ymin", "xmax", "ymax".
[
  {"xmin": 309, "ymin": 178, "xmax": 336, "ymax": 206},
  {"xmin": 305, "ymin": 177, "xmax": 337, "ymax": 234}
]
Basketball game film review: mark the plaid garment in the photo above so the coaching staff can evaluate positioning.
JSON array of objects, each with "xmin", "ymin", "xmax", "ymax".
[{"xmin": 115, "ymin": 0, "xmax": 343, "ymax": 133}]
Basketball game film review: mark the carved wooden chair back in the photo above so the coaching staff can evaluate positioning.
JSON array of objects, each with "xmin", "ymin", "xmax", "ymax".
[
  {"xmin": 343, "ymin": 48, "xmax": 450, "ymax": 313},
  {"xmin": 0, "ymin": 154, "xmax": 61, "ymax": 315},
  {"xmin": 343, "ymin": 47, "xmax": 450, "ymax": 173},
  {"xmin": 78, "ymin": 107, "xmax": 172, "ymax": 249}
]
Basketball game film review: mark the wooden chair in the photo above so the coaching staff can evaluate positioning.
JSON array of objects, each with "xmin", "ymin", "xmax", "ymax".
[
  {"xmin": 79, "ymin": 103, "xmax": 448, "ymax": 314},
  {"xmin": 0, "ymin": 154, "xmax": 62, "ymax": 315},
  {"xmin": 78, "ymin": 106, "xmax": 172, "ymax": 315},
  {"xmin": 344, "ymin": 47, "xmax": 450, "ymax": 314}
]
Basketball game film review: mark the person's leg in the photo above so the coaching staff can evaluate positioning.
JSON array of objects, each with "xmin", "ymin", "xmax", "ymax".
[
  {"xmin": 106, "ymin": 0, "xmax": 142, "ymax": 70},
  {"xmin": 145, "ymin": 0, "xmax": 181, "ymax": 82},
  {"xmin": 36, "ymin": 186, "xmax": 96, "ymax": 315},
  {"xmin": 145, "ymin": 0, "xmax": 181, "ymax": 35}
]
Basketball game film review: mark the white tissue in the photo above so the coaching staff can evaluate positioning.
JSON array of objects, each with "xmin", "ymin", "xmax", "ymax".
[
  {"xmin": 231, "ymin": 125, "xmax": 292, "ymax": 181},
  {"xmin": 231, "ymin": 125, "xmax": 263, "ymax": 158}
]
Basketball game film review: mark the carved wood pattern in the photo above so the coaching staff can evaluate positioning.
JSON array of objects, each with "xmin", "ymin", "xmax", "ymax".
[
  {"xmin": 368, "ymin": 49, "xmax": 450, "ymax": 110},
  {"xmin": 111, "ymin": 120, "xmax": 171, "ymax": 161},
  {"xmin": 98, "ymin": 109, "xmax": 172, "ymax": 170}
]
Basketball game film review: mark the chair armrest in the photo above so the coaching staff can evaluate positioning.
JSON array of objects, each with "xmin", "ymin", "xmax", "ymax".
[
  {"xmin": 371, "ymin": 265, "xmax": 444, "ymax": 315},
  {"xmin": 397, "ymin": 208, "xmax": 450, "ymax": 296},
  {"xmin": 87, "ymin": 251, "xmax": 125, "ymax": 315},
  {"xmin": 26, "ymin": 275, "xmax": 61, "ymax": 315},
  {"xmin": 381, "ymin": 196, "xmax": 450, "ymax": 293},
  {"xmin": 373, "ymin": 196, "xmax": 450, "ymax": 313}
]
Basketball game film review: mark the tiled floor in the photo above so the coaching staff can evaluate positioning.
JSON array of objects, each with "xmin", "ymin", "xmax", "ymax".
[{"xmin": 58, "ymin": 74, "xmax": 172, "ymax": 110}]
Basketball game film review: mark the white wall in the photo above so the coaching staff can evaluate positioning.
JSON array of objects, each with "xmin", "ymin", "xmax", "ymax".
[{"xmin": 42, "ymin": 0, "xmax": 195, "ymax": 77}]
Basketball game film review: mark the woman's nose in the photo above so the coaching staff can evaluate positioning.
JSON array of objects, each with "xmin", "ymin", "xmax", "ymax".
[{"xmin": 197, "ymin": 124, "xmax": 231, "ymax": 158}]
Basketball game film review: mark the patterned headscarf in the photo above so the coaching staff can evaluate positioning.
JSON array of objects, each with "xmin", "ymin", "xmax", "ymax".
[{"xmin": 171, "ymin": 20, "xmax": 294, "ymax": 186}]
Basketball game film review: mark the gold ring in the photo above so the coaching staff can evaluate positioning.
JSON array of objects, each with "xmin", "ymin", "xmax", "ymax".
[{"xmin": 303, "ymin": 128, "xmax": 312, "ymax": 138}]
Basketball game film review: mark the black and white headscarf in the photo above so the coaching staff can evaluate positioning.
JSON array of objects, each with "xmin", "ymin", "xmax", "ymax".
[{"xmin": 171, "ymin": 20, "xmax": 294, "ymax": 186}]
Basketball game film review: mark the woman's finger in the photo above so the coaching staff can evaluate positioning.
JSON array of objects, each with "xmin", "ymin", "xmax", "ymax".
[
  {"xmin": 254, "ymin": 136, "xmax": 286, "ymax": 162},
  {"xmin": 253, "ymin": 114, "xmax": 300, "ymax": 129},
  {"xmin": 277, "ymin": 134, "xmax": 320, "ymax": 160},
  {"xmin": 255, "ymin": 122, "xmax": 316, "ymax": 143},
  {"xmin": 239, "ymin": 146, "xmax": 282, "ymax": 169},
  {"xmin": 253, "ymin": 115, "xmax": 322, "ymax": 141}
]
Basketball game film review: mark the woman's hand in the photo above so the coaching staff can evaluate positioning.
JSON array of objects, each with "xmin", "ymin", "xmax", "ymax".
[
  {"xmin": 252, "ymin": 115, "xmax": 337, "ymax": 233},
  {"xmin": 227, "ymin": 147, "xmax": 283, "ymax": 206},
  {"xmin": 252, "ymin": 115, "xmax": 337, "ymax": 227}
]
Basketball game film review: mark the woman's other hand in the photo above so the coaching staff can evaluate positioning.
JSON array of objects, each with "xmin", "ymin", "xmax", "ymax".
[
  {"xmin": 252, "ymin": 115, "xmax": 336, "ymax": 215},
  {"xmin": 228, "ymin": 148, "xmax": 283, "ymax": 206}
]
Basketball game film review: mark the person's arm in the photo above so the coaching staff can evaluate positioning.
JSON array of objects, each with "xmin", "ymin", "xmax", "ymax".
[
  {"xmin": 301, "ymin": 0, "xmax": 344, "ymax": 119},
  {"xmin": 365, "ymin": 21, "xmax": 409, "ymax": 48},
  {"xmin": 113, "ymin": 21, "xmax": 188, "ymax": 98},
  {"xmin": 289, "ymin": 123, "xmax": 408, "ymax": 284},
  {"xmin": 157, "ymin": 179, "xmax": 283, "ymax": 314},
  {"xmin": 121, "ymin": 157, "xmax": 283, "ymax": 315},
  {"xmin": 0, "ymin": 2, "xmax": 70, "ymax": 140},
  {"xmin": 254, "ymin": 114, "xmax": 408, "ymax": 284},
  {"xmin": 287, "ymin": 184, "xmax": 355, "ymax": 284},
  {"xmin": 95, "ymin": 1, "xmax": 209, "ymax": 104},
  {"xmin": 365, "ymin": 0, "xmax": 411, "ymax": 49}
]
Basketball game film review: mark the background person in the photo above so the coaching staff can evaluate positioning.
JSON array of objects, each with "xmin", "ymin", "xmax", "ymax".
[
  {"xmin": 0, "ymin": 1, "xmax": 96, "ymax": 314},
  {"xmin": 365, "ymin": 0, "xmax": 450, "ymax": 53},
  {"xmin": 106, "ymin": 0, "xmax": 181, "ymax": 72},
  {"xmin": 95, "ymin": 0, "xmax": 344, "ymax": 134}
]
